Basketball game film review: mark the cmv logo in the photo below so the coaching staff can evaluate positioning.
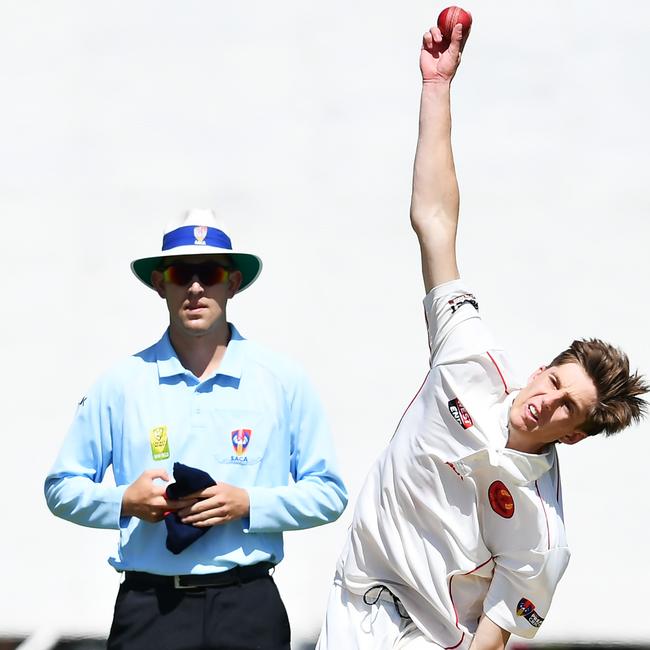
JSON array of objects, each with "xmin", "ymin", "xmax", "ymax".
[{"xmin": 448, "ymin": 398, "xmax": 473, "ymax": 429}]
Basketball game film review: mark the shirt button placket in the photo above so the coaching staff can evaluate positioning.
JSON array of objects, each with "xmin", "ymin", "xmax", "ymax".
[{"xmin": 191, "ymin": 383, "xmax": 206, "ymax": 432}]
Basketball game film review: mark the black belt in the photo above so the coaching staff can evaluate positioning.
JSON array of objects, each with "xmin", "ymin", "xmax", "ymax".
[{"xmin": 124, "ymin": 562, "xmax": 274, "ymax": 590}]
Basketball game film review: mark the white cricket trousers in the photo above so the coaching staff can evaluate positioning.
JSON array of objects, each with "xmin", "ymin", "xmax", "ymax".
[{"xmin": 316, "ymin": 583, "xmax": 441, "ymax": 650}]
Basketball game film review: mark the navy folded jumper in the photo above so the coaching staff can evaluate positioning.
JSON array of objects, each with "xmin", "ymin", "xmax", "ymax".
[{"xmin": 164, "ymin": 462, "xmax": 216, "ymax": 555}]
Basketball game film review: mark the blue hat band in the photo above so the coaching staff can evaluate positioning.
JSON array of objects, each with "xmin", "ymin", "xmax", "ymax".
[{"xmin": 162, "ymin": 225, "xmax": 233, "ymax": 251}]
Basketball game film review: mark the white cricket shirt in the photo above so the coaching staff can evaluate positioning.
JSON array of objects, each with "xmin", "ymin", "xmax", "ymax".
[{"xmin": 337, "ymin": 279, "xmax": 570, "ymax": 647}]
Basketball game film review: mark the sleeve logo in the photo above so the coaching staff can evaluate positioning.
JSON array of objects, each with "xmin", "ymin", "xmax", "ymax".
[
  {"xmin": 516, "ymin": 598, "xmax": 545, "ymax": 628},
  {"xmin": 448, "ymin": 398, "xmax": 473, "ymax": 429},
  {"xmin": 448, "ymin": 292, "xmax": 479, "ymax": 313},
  {"xmin": 488, "ymin": 480, "xmax": 515, "ymax": 518}
]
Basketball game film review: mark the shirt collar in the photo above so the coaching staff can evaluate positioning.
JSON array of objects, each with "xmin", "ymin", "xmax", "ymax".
[
  {"xmin": 456, "ymin": 391, "xmax": 555, "ymax": 484},
  {"xmin": 498, "ymin": 391, "xmax": 518, "ymax": 444},
  {"xmin": 488, "ymin": 444, "xmax": 555, "ymax": 484},
  {"xmin": 155, "ymin": 323, "xmax": 246, "ymax": 380},
  {"xmin": 498, "ymin": 389, "xmax": 555, "ymax": 482},
  {"xmin": 457, "ymin": 443, "xmax": 555, "ymax": 485},
  {"xmin": 215, "ymin": 323, "xmax": 245, "ymax": 379},
  {"xmin": 155, "ymin": 331, "xmax": 187, "ymax": 379}
]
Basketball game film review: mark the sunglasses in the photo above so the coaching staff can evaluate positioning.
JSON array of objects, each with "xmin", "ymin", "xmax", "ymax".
[{"xmin": 162, "ymin": 262, "xmax": 231, "ymax": 286}]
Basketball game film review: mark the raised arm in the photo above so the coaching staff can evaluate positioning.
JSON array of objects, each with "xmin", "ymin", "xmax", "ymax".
[{"xmin": 410, "ymin": 21, "xmax": 465, "ymax": 293}]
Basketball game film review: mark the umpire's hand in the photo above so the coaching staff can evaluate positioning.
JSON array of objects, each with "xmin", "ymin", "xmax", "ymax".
[
  {"xmin": 177, "ymin": 483, "xmax": 250, "ymax": 527},
  {"xmin": 121, "ymin": 469, "xmax": 197, "ymax": 522}
]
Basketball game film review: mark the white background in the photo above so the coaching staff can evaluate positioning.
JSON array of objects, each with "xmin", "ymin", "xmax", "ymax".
[{"xmin": 1, "ymin": 0, "xmax": 649, "ymax": 645}]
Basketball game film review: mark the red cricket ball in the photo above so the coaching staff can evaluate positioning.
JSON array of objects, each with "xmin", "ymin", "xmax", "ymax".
[{"xmin": 437, "ymin": 6, "xmax": 472, "ymax": 41}]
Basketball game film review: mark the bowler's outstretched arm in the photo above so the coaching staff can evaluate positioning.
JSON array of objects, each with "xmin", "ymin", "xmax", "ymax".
[
  {"xmin": 411, "ymin": 19, "xmax": 511, "ymax": 650},
  {"xmin": 410, "ymin": 23, "xmax": 464, "ymax": 292}
]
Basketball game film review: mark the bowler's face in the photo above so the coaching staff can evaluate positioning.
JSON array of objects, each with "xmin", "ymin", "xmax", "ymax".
[
  {"xmin": 508, "ymin": 362, "xmax": 598, "ymax": 453},
  {"xmin": 151, "ymin": 255, "xmax": 242, "ymax": 339}
]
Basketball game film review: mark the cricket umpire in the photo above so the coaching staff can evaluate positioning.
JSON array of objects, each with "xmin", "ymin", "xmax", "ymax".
[
  {"xmin": 45, "ymin": 209, "xmax": 348, "ymax": 650},
  {"xmin": 317, "ymin": 15, "xmax": 647, "ymax": 650}
]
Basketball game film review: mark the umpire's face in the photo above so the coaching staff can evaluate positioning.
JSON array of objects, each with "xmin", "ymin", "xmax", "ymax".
[{"xmin": 151, "ymin": 254, "xmax": 242, "ymax": 340}]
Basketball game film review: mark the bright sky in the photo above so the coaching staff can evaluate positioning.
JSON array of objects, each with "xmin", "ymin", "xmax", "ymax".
[{"xmin": 1, "ymin": 0, "xmax": 649, "ymax": 644}]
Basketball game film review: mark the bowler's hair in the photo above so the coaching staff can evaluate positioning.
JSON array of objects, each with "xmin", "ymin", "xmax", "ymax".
[{"xmin": 549, "ymin": 338, "xmax": 648, "ymax": 436}]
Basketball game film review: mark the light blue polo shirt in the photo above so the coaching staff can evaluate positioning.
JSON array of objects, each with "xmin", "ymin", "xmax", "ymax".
[{"xmin": 44, "ymin": 325, "xmax": 347, "ymax": 575}]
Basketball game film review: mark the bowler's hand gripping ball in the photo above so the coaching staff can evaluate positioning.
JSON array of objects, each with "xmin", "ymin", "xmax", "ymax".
[{"xmin": 437, "ymin": 6, "xmax": 472, "ymax": 45}]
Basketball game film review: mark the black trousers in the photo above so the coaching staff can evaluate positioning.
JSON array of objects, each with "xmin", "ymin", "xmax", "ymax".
[{"xmin": 107, "ymin": 573, "xmax": 291, "ymax": 650}]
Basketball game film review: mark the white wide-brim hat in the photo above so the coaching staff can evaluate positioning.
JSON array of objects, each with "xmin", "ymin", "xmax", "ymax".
[{"xmin": 131, "ymin": 209, "xmax": 263, "ymax": 292}]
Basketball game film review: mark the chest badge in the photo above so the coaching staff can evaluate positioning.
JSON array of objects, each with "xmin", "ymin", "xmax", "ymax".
[
  {"xmin": 448, "ymin": 398, "xmax": 473, "ymax": 429},
  {"xmin": 150, "ymin": 425, "xmax": 170, "ymax": 461},
  {"xmin": 488, "ymin": 480, "xmax": 515, "ymax": 518},
  {"xmin": 231, "ymin": 429, "xmax": 252, "ymax": 457}
]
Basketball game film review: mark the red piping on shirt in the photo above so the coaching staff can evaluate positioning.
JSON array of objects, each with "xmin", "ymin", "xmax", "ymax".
[
  {"xmin": 446, "ymin": 556, "xmax": 495, "ymax": 649},
  {"xmin": 424, "ymin": 304, "xmax": 432, "ymax": 356},
  {"xmin": 486, "ymin": 351, "xmax": 510, "ymax": 395},
  {"xmin": 446, "ymin": 462, "xmax": 464, "ymax": 481},
  {"xmin": 535, "ymin": 480, "xmax": 551, "ymax": 551},
  {"xmin": 390, "ymin": 372, "xmax": 429, "ymax": 441}
]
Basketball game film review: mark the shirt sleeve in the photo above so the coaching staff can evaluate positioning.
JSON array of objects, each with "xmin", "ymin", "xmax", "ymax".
[
  {"xmin": 245, "ymin": 369, "xmax": 348, "ymax": 533},
  {"xmin": 483, "ymin": 546, "xmax": 571, "ymax": 639},
  {"xmin": 424, "ymin": 279, "xmax": 496, "ymax": 367},
  {"xmin": 43, "ymin": 377, "xmax": 127, "ymax": 530}
]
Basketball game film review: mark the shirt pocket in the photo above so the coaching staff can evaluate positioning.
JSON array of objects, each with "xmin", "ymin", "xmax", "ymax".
[{"xmin": 210, "ymin": 408, "xmax": 275, "ymax": 467}]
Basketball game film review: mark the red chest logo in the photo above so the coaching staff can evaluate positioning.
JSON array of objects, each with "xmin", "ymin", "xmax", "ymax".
[
  {"xmin": 488, "ymin": 481, "xmax": 515, "ymax": 519},
  {"xmin": 448, "ymin": 398, "xmax": 473, "ymax": 429}
]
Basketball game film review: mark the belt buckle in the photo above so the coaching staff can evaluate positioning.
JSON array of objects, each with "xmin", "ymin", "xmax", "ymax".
[{"xmin": 173, "ymin": 575, "xmax": 194, "ymax": 590}]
